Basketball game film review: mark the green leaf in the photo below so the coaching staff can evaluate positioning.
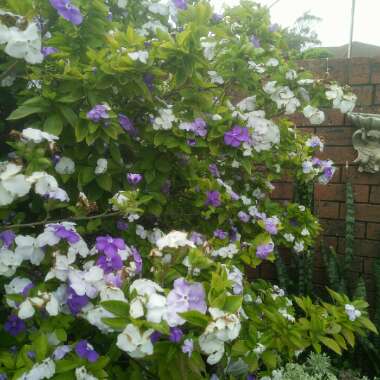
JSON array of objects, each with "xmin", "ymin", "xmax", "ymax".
[
  {"xmin": 33, "ymin": 333, "xmax": 48, "ymax": 361},
  {"xmin": 101, "ymin": 300, "xmax": 129, "ymax": 318},
  {"xmin": 262, "ymin": 351, "xmax": 277, "ymax": 369},
  {"xmin": 59, "ymin": 105, "xmax": 78, "ymax": 127},
  {"xmin": 96, "ymin": 174, "xmax": 113, "ymax": 192},
  {"xmin": 179, "ymin": 311, "xmax": 210, "ymax": 328},
  {"xmin": 223, "ymin": 295, "xmax": 243, "ymax": 313},
  {"xmin": 7, "ymin": 105, "xmax": 47, "ymax": 120},
  {"xmin": 360, "ymin": 317, "xmax": 378, "ymax": 334},
  {"xmin": 43, "ymin": 114, "xmax": 64, "ymax": 135},
  {"xmin": 319, "ymin": 336, "xmax": 342, "ymax": 355},
  {"xmin": 101, "ymin": 317, "xmax": 128, "ymax": 330}
]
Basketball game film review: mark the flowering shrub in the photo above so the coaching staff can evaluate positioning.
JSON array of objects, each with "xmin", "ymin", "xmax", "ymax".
[{"xmin": 0, "ymin": 0, "xmax": 376, "ymax": 379}]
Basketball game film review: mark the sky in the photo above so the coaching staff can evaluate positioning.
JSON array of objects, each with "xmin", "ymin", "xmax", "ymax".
[{"xmin": 211, "ymin": 0, "xmax": 380, "ymax": 47}]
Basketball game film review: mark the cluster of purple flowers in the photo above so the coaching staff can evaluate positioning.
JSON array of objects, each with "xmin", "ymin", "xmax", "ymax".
[
  {"xmin": 49, "ymin": 0, "xmax": 83, "ymax": 25},
  {"xmin": 172, "ymin": 0, "xmax": 187, "ymax": 10},
  {"xmin": 302, "ymin": 157, "xmax": 335, "ymax": 185},
  {"xmin": 205, "ymin": 190, "xmax": 221, "ymax": 207},
  {"xmin": 213, "ymin": 229, "xmax": 228, "ymax": 239},
  {"xmin": 75, "ymin": 340, "xmax": 99, "ymax": 362},
  {"xmin": 224, "ymin": 125, "xmax": 250, "ymax": 148},
  {"xmin": 0, "ymin": 230, "xmax": 15, "ymax": 248},
  {"xmin": 119, "ymin": 114, "xmax": 138, "ymax": 136},
  {"xmin": 96, "ymin": 236, "xmax": 125, "ymax": 273},
  {"xmin": 256, "ymin": 242, "xmax": 274, "ymax": 260},
  {"xmin": 208, "ymin": 163, "xmax": 220, "ymax": 178},
  {"xmin": 67, "ymin": 287, "xmax": 89, "ymax": 315},
  {"xmin": 41, "ymin": 47, "xmax": 58, "ymax": 57},
  {"xmin": 53, "ymin": 224, "xmax": 80, "ymax": 244},
  {"xmin": 4, "ymin": 315, "xmax": 26, "ymax": 336},
  {"xmin": 87, "ymin": 104, "xmax": 110, "ymax": 123}
]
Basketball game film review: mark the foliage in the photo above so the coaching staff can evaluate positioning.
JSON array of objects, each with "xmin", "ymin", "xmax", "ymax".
[{"xmin": 0, "ymin": 0, "xmax": 371, "ymax": 379}]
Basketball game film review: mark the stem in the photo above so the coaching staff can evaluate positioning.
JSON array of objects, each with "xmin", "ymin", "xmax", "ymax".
[{"xmin": 1, "ymin": 211, "xmax": 121, "ymax": 231}]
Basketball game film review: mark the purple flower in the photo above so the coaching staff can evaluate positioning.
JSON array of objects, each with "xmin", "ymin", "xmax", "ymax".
[
  {"xmin": 97, "ymin": 252, "xmax": 123, "ymax": 273},
  {"xmin": 41, "ymin": 47, "xmax": 58, "ymax": 57},
  {"xmin": 53, "ymin": 225, "xmax": 80, "ymax": 244},
  {"xmin": 131, "ymin": 247, "xmax": 142, "ymax": 273},
  {"xmin": 144, "ymin": 73, "xmax": 155, "ymax": 92},
  {"xmin": 166, "ymin": 278, "xmax": 207, "ymax": 325},
  {"xmin": 127, "ymin": 173, "xmax": 143, "ymax": 185},
  {"xmin": 212, "ymin": 13, "xmax": 223, "ymax": 22},
  {"xmin": 208, "ymin": 163, "xmax": 220, "ymax": 178},
  {"xmin": 269, "ymin": 23, "xmax": 279, "ymax": 32},
  {"xmin": 214, "ymin": 229, "xmax": 227, "ymax": 239},
  {"xmin": 0, "ymin": 374, "xmax": 7, "ymax": 380},
  {"xmin": 205, "ymin": 190, "xmax": 221, "ymax": 207},
  {"xmin": 264, "ymin": 217, "xmax": 279, "ymax": 235},
  {"xmin": 169, "ymin": 327, "xmax": 183, "ymax": 343},
  {"xmin": 238, "ymin": 211, "xmax": 250, "ymax": 223},
  {"xmin": 21, "ymin": 283, "xmax": 34, "ymax": 297},
  {"xmin": 172, "ymin": 0, "xmax": 187, "ymax": 10},
  {"xmin": 49, "ymin": 0, "xmax": 83, "ymax": 25},
  {"xmin": 0, "ymin": 230, "xmax": 15, "ymax": 248},
  {"xmin": 105, "ymin": 273, "xmax": 123, "ymax": 288},
  {"xmin": 51, "ymin": 154, "xmax": 61, "ymax": 165},
  {"xmin": 250, "ymin": 35, "xmax": 261, "ymax": 48},
  {"xmin": 75, "ymin": 340, "xmax": 99, "ymax": 363},
  {"xmin": 318, "ymin": 160, "xmax": 335, "ymax": 184},
  {"xmin": 182, "ymin": 339, "xmax": 193, "ymax": 357},
  {"xmin": 96, "ymin": 235, "xmax": 125, "ymax": 256},
  {"xmin": 247, "ymin": 375, "xmax": 256, "ymax": 380},
  {"xmin": 187, "ymin": 139, "xmax": 196, "ymax": 146},
  {"xmin": 53, "ymin": 345, "xmax": 71, "ymax": 360},
  {"xmin": 67, "ymin": 287, "xmax": 89, "ymax": 315},
  {"xmin": 119, "ymin": 114, "xmax": 138, "ymax": 136},
  {"xmin": 4, "ymin": 315, "xmax": 26, "ymax": 336},
  {"xmin": 87, "ymin": 104, "xmax": 110, "ymax": 123},
  {"xmin": 192, "ymin": 118, "xmax": 207, "ymax": 137},
  {"xmin": 229, "ymin": 226, "xmax": 239, "ymax": 242},
  {"xmin": 256, "ymin": 242, "xmax": 274, "ymax": 260},
  {"xmin": 116, "ymin": 219, "xmax": 129, "ymax": 231},
  {"xmin": 150, "ymin": 331, "xmax": 162, "ymax": 343},
  {"xmin": 189, "ymin": 232, "xmax": 204, "ymax": 246},
  {"xmin": 27, "ymin": 351, "xmax": 36, "ymax": 360},
  {"xmin": 161, "ymin": 180, "xmax": 171, "ymax": 195},
  {"xmin": 224, "ymin": 126, "xmax": 250, "ymax": 147}
]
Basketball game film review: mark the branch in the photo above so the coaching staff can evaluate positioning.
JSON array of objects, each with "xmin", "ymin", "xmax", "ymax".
[{"xmin": 1, "ymin": 211, "xmax": 122, "ymax": 231}]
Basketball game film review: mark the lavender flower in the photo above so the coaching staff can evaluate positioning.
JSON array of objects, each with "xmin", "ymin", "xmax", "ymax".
[
  {"xmin": 127, "ymin": 173, "xmax": 143, "ymax": 185},
  {"xmin": 214, "ymin": 229, "xmax": 227, "ymax": 239},
  {"xmin": 150, "ymin": 331, "xmax": 162, "ymax": 343},
  {"xmin": 67, "ymin": 287, "xmax": 89, "ymax": 315},
  {"xmin": 97, "ymin": 252, "xmax": 123, "ymax": 273},
  {"xmin": 192, "ymin": 118, "xmax": 207, "ymax": 137},
  {"xmin": 256, "ymin": 242, "xmax": 274, "ymax": 260},
  {"xmin": 52, "ymin": 225, "xmax": 80, "ymax": 244},
  {"xmin": 49, "ymin": 0, "xmax": 83, "ymax": 25},
  {"xmin": 208, "ymin": 163, "xmax": 220, "ymax": 177},
  {"xmin": 41, "ymin": 47, "xmax": 58, "ymax": 57},
  {"xmin": 27, "ymin": 351, "xmax": 36, "ymax": 360},
  {"xmin": 0, "ymin": 374, "xmax": 6, "ymax": 380},
  {"xmin": 189, "ymin": 232, "xmax": 204, "ymax": 246},
  {"xmin": 264, "ymin": 217, "xmax": 279, "ymax": 235},
  {"xmin": 131, "ymin": 247, "xmax": 142, "ymax": 273},
  {"xmin": 182, "ymin": 339, "xmax": 193, "ymax": 357},
  {"xmin": 169, "ymin": 327, "xmax": 183, "ymax": 343},
  {"xmin": 87, "ymin": 104, "xmax": 110, "ymax": 123},
  {"xmin": 143, "ymin": 73, "xmax": 155, "ymax": 92},
  {"xmin": 21, "ymin": 283, "xmax": 34, "ymax": 297},
  {"xmin": 53, "ymin": 345, "xmax": 71, "ymax": 360},
  {"xmin": 4, "ymin": 315, "xmax": 26, "ymax": 336},
  {"xmin": 224, "ymin": 126, "xmax": 250, "ymax": 147},
  {"xmin": 172, "ymin": 0, "xmax": 187, "ymax": 10},
  {"xmin": 104, "ymin": 273, "xmax": 123, "ymax": 288},
  {"xmin": 0, "ymin": 230, "xmax": 15, "ymax": 248},
  {"xmin": 238, "ymin": 211, "xmax": 250, "ymax": 223},
  {"xmin": 118, "ymin": 114, "xmax": 138, "ymax": 136},
  {"xmin": 205, "ymin": 191, "xmax": 221, "ymax": 207},
  {"xmin": 96, "ymin": 236, "xmax": 125, "ymax": 256},
  {"xmin": 75, "ymin": 340, "xmax": 99, "ymax": 363},
  {"xmin": 116, "ymin": 219, "xmax": 129, "ymax": 231},
  {"xmin": 250, "ymin": 35, "xmax": 261, "ymax": 48},
  {"xmin": 269, "ymin": 23, "xmax": 279, "ymax": 32},
  {"xmin": 212, "ymin": 13, "xmax": 223, "ymax": 22},
  {"xmin": 187, "ymin": 139, "xmax": 196, "ymax": 146}
]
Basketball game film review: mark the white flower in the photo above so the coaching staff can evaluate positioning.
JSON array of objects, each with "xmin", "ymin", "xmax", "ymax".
[
  {"xmin": 226, "ymin": 266, "xmax": 243, "ymax": 295},
  {"xmin": 236, "ymin": 96, "xmax": 256, "ymax": 112},
  {"xmin": 1, "ymin": 23, "xmax": 43, "ymax": 64},
  {"xmin": 15, "ymin": 235, "xmax": 45, "ymax": 265},
  {"xmin": 136, "ymin": 225, "xmax": 148, "ymax": 239},
  {"xmin": 27, "ymin": 172, "xmax": 59, "ymax": 195},
  {"xmin": 266, "ymin": 58, "xmax": 279, "ymax": 67},
  {"xmin": 212, "ymin": 114, "xmax": 222, "ymax": 121},
  {"xmin": 130, "ymin": 279, "xmax": 163, "ymax": 296},
  {"xmin": 68, "ymin": 267, "xmax": 104, "ymax": 299},
  {"xmin": 278, "ymin": 307, "xmax": 295, "ymax": 322},
  {"xmin": 95, "ymin": 158, "xmax": 108, "ymax": 175},
  {"xmin": 283, "ymin": 233, "xmax": 295, "ymax": 243},
  {"xmin": 0, "ymin": 248, "xmax": 23, "ymax": 277},
  {"xmin": 201, "ymin": 41, "xmax": 217, "ymax": 60},
  {"xmin": 130, "ymin": 298, "xmax": 145, "ymax": 319},
  {"xmin": 75, "ymin": 366, "xmax": 99, "ymax": 380},
  {"xmin": 45, "ymin": 294, "xmax": 60, "ymax": 316},
  {"xmin": 206, "ymin": 308, "xmax": 241, "ymax": 341},
  {"xmin": 285, "ymin": 69, "xmax": 298, "ymax": 80},
  {"xmin": 253, "ymin": 343, "xmax": 266, "ymax": 355},
  {"xmin": 208, "ymin": 71, "xmax": 224, "ymax": 84},
  {"xmin": 1, "ymin": 75, "xmax": 15, "ymax": 87},
  {"xmin": 301, "ymin": 228, "xmax": 310, "ymax": 236},
  {"xmin": 156, "ymin": 231, "xmax": 195, "ymax": 250},
  {"xmin": 152, "ymin": 108, "xmax": 177, "ymax": 130},
  {"xmin": 18, "ymin": 358, "xmax": 56, "ymax": 380},
  {"xmin": 248, "ymin": 61, "xmax": 266, "ymax": 74},
  {"xmin": 18, "ymin": 299, "xmax": 35, "ymax": 319},
  {"xmin": 117, "ymin": 324, "xmax": 154, "ymax": 358},
  {"xmin": 297, "ymin": 78, "xmax": 314, "ymax": 85},
  {"xmin": 146, "ymin": 293, "xmax": 167, "ymax": 323},
  {"xmin": 325, "ymin": 84, "xmax": 356, "ymax": 113},
  {"xmin": 55, "ymin": 157, "xmax": 75, "ymax": 175},
  {"xmin": 45, "ymin": 253, "xmax": 73, "ymax": 282},
  {"xmin": 199, "ymin": 333, "xmax": 225, "ymax": 365},
  {"xmin": 5, "ymin": 277, "xmax": 32, "ymax": 306},
  {"xmin": 21, "ymin": 128, "xmax": 58, "ymax": 143},
  {"xmin": 345, "ymin": 304, "xmax": 361, "ymax": 321},
  {"xmin": 85, "ymin": 307, "xmax": 115, "ymax": 333},
  {"xmin": 128, "ymin": 50, "xmax": 149, "ymax": 64},
  {"xmin": 303, "ymin": 105, "xmax": 325, "ymax": 125},
  {"xmin": 211, "ymin": 244, "xmax": 238, "ymax": 259},
  {"xmin": 117, "ymin": 0, "xmax": 127, "ymax": 8},
  {"xmin": 148, "ymin": 3, "xmax": 169, "ymax": 15},
  {"xmin": 293, "ymin": 241, "xmax": 304, "ymax": 253}
]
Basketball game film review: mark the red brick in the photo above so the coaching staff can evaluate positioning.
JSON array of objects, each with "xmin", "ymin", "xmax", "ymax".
[
  {"xmin": 289, "ymin": 109, "xmax": 345, "ymax": 128},
  {"xmin": 318, "ymin": 146, "xmax": 356, "ymax": 165},
  {"xmin": 349, "ymin": 59, "xmax": 370, "ymax": 85},
  {"xmin": 371, "ymin": 62, "xmax": 380, "ymax": 84},
  {"xmin": 318, "ymin": 183, "xmax": 371, "ymax": 203},
  {"xmin": 370, "ymin": 186, "xmax": 380, "ymax": 203},
  {"xmin": 297, "ymin": 127, "xmax": 314, "ymax": 134},
  {"xmin": 329, "ymin": 166, "xmax": 341, "ymax": 183},
  {"xmin": 320, "ymin": 219, "xmax": 366, "ymax": 238},
  {"xmin": 315, "ymin": 201, "xmax": 340, "ymax": 218},
  {"xmin": 338, "ymin": 238, "xmax": 380, "ymax": 258},
  {"xmin": 297, "ymin": 59, "xmax": 327, "ymax": 77},
  {"xmin": 342, "ymin": 167, "xmax": 380, "ymax": 185},
  {"xmin": 352, "ymin": 85, "xmax": 373, "ymax": 106},
  {"xmin": 271, "ymin": 182, "xmax": 293, "ymax": 200},
  {"xmin": 367, "ymin": 223, "xmax": 380, "ymax": 240},
  {"xmin": 337, "ymin": 254, "xmax": 363, "ymax": 272},
  {"xmin": 315, "ymin": 127, "xmax": 353, "ymax": 146},
  {"xmin": 344, "ymin": 204, "xmax": 380, "ymax": 222},
  {"xmin": 375, "ymin": 85, "xmax": 380, "ymax": 105},
  {"xmin": 327, "ymin": 59, "xmax": 349, "ymax": 84},
  {"xmin": 313, "ymin": 269, "xmax": 328, "ymax": 285}
]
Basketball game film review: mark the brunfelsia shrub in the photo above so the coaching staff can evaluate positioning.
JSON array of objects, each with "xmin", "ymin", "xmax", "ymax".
[{"xmin": 0, "ymin": 0, "xmax": 376, "ymax": 379}]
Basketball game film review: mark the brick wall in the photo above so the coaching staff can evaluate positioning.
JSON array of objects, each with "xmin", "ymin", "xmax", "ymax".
[{"xmin": 257, "ymin": 58, "xmax": 380, "ymax": 305}]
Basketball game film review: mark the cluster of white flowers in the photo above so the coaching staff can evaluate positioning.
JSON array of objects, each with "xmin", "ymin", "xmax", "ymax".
[
  {"xmin": 117, "ymin": 323, "xmax": 154, "ymax": 358},
  {"xmin": 208, "ymin": 71, "xmax": 224, "ymax": 85},
  {"xmin": 21, "ymin": 128, "xmax": 59, "ymax": 144},
  {"xmin": 303, "ymin": 105, "xmax": 325, "ymax": 125},
  {"xmin": 263, "ymin": 81, "xmax": 300, "ymax": 115},
  {"xmin": 345, "ymin": 304, "xmax": 361, "ymax": 321},
  {"xmin": 0, "ymin": 16, "xmax": 43, "ymax": 64},
  {"xmin": 152, "ymin": 107, "xmax": 177, "ymax": 130},
  {"xmin": 325, "ymin": 84, "xmax": 357, "ymax": 113},
  {"xmin": 18, "ymin": 358, "xmax": 56, "ymax": 380},
  {"xmin": 211, "ymin": 243, "xmax": 238, "ymax": 259},
  {"xmin": 128, "ymin": 50, "xmax": 149, "ymax": 64}
]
